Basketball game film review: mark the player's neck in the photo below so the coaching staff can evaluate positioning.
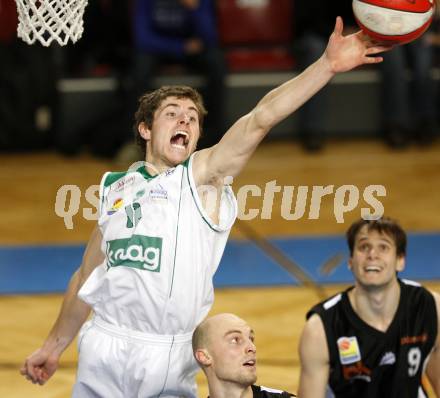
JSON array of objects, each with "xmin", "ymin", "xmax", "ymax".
[
  {"xmin": 350, "ymin": 278, "xmax": 401, "ymax": 332},
  {"xmin": 208, "ymin": 380, "xmax": 253, "ymax": 398},
  {"xmin": 145, "ymin": 141, "xmax": 191, "ymax": 174},
  {"xmin": 143, "ymin": 154, "xmax": 175, "ymax": 176}
]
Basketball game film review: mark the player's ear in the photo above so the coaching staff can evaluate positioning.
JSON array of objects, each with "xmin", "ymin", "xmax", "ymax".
[
  {"xmin": 348, "ymin": 257, "xmax": 353, "ymax": 270},
  {"xmin": 195, "ymin": 349, "xmax": 212, "ymax": 366},
  {"xmin": 138, "ymin": 122, "xmax": 151, "ymax": 141},
  {"xmin": 396, "ymin": 255, "xmax": 405, "ymax": 272}
]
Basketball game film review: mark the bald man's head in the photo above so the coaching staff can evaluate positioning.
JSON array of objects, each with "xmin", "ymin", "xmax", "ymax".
[
  {"xmin": 192, "ymin": 316, "xmax": 211, "ymax": 353},
  {"xmin": 192, "ymin": 313, "xmax": 257, "ymax": 386},
  {"xmin": 192, "ymin": 313, "xmax": 244, "ymax": 353}
]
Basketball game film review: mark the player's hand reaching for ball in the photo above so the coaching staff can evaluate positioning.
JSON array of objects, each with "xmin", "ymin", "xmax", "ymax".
[{"xmin": 324, "ymin": 16, "xmax": 393, "ymax": 73}]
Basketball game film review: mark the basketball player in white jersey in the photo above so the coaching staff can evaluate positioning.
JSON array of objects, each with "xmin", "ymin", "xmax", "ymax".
[{"xmin": 20, "ymin": 18, "xmax": 391, "ymax": 397}]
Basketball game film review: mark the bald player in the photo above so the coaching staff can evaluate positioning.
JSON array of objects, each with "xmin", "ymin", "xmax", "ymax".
[{"xmin": 192, "ymin": 313, "xmax": 295, "ymax": 398}]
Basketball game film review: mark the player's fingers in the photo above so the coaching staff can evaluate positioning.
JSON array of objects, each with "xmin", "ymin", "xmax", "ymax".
[
  {"xmin": 25, "ymin": 361, "xmax": 38, "ymax": 383},
  {"xmin": 41, "ymin": 369, "xmax": 50, "ymax": 381},
  {"xmin": 25, "ymin": 374, "xmax": 37, "ymax": 384},
  {"xmin": 333, "ymin": 16, "xmax": 343, "ymax": 36},
  {"xmin": 355, "ymin": 30, "xmax": 367, "ymax": 40},
  {"xmin": 366, "ymin": 45, "xmax": 393, "ymax": 54},
  {"xmin": 359, "ymin": 33, "xmax": 390, "ymax": 47},
  {"xmin": 36, "ymin": 368, "xmax": 49, "ymax": 384},
  {"xmin": 371, "ymin": 38, "xmax": 391, "ymax": 45},
  {"xmin": 20, "ymin": 360, "xmax": 31, "ymax": 378},
  {"xmin": 364, "ymin": 55, "xmax": 384, "ymax": 64}
]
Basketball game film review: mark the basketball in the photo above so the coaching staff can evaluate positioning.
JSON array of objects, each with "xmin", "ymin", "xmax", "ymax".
[{"xmin": 352, "ymin": 0, "xmax": 435, "ymax": 44}]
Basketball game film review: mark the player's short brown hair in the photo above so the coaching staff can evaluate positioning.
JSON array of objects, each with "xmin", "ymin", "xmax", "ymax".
[{"xmin": 346, "ymin": 217, "xmax": 407, "ymax": 257}]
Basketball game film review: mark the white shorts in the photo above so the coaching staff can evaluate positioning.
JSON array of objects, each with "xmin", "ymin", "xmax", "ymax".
[{"xmin": 72, "ymin": 317, "xmax": 199, "ymax": 398}]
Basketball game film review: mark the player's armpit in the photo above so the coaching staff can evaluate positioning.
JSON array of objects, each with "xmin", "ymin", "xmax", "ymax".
[
  {"xmin": 297, "ymin": 314, "xmax": 330, "ymax": 398},
  {"xmin": 192, "ymin": 111, "xmax": 267, "ymax": 186}
]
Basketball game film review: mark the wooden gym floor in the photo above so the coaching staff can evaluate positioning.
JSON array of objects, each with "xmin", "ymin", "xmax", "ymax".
[{"xmin": 0, "ymin": 138, "xmax": 439, "ymax": 397}]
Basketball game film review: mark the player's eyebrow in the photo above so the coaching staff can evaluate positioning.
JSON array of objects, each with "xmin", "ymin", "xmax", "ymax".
[
  {"xmin": 224, "ymin": 329, "xmax": 242, "ymax": 337},
  {"xmin": 356, "ymin": 235, "xmax": 393, "ymax": 244},
  {"xmin": 224, "ymin": 329, "xmax": 255, "ymax": 338},
  {"xmin": 161, "ymin": 103, "xmax": 198, "ymax": 114}
]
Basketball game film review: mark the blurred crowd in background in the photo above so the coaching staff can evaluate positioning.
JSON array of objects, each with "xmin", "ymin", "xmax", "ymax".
[{"xmin": 1, "ymin": 0, "xmax": 440, "ymax": 161}]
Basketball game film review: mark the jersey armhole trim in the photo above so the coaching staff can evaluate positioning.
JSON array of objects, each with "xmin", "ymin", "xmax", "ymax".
[
  {"xmin": 99, "ymin": 171, "xmax": 111, "ymax": 218},
  {"xmin": 186, "ymin": 154, "xmax": 237, "ymax": 232}
]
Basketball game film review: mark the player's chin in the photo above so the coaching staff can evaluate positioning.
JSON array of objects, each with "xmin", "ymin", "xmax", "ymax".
[
  {"xmin": 168, "ymin": 146, "xmax": 190, "ymax": 163},
  {"xmin": 246, "ymin": 372, "xmax": 257, "ymax": 385},
  {"xmin": 242, "ymin": 366, "xmax": 257, "ymax": 379},
  {"xmin": 360, "ymin": 278, "xmax": 389, "ymax": 291}
]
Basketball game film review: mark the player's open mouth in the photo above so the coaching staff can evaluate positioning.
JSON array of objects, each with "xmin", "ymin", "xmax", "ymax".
[
  {"xmin": 243, "ymin": 359, "xmax": 256, "ymax": 367},
  {"xmin": 171, "ymin": 130, "xmax": 189, "ymax": 149},
  {"xmin": 365, "ymin": 266, "xmax": 381, "ymax": 273}
]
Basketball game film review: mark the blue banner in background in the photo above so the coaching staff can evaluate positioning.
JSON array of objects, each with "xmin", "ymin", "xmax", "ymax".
[{"xmin": 1, "ymin": 233, "xmax": 439, "ymax": 294}]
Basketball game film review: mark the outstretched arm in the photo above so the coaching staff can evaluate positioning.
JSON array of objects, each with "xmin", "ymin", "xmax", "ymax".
[
  {"xmin": 193, "ymin": 17, "xmax": 391, "ymax": 186},
  {"xmin": 298, "ymin": 314, "xmax": 330, "ymax": 398},
  {"xmin": 20, "ymin": 224, "xmax": 104, "ymax": 385},
  {"xmin": 426, "ymin": 291, "xmax": 440, "ymax": 396}
]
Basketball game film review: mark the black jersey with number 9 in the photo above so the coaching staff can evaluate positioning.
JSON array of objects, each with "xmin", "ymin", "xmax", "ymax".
[{"xmin": 307, "ymin": 279, "xmax": 438, "ymax": 398}]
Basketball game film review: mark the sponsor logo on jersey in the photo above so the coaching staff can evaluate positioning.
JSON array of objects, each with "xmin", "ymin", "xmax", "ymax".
[
  {"xmin": 337, "ymin": 336, "xmax": 362, "ymax": 365},
  {"xmin": 342, "ymin": 361, "xmax": 372, "ymax": 382},
  {"xmin": 114, "ymin": 175, "xmax": 136, "ymax": 192},
  {"xmin": 379, "ymin": 351, "xmax": 396, "ymax": 366},
  {"xmin": 106, "ymin": 235, "xmax": 162, "ymax": 272},
  {"xmin": 165, "ymin": 168, "xmax": 176, "ymax": 176},
  {"xmin": 401, "ymin": 333, "xmax": 428, "ymax": 345},
  {"xmin": 107, "ymin": 198, "xmax": 124, "ymax": 215},
  {"xmin": 149, "ymin": 184, "xmax": 168, "ymax": 201}
]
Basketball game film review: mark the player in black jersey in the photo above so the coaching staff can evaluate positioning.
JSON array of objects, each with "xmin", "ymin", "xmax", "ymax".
[
  {"xmin": 298, "ymin": 217, "xmax": 440, "ymax": 398},
  {"xmin": 192, "ymin": 313, "xmax": 295, "ymax": 398}
]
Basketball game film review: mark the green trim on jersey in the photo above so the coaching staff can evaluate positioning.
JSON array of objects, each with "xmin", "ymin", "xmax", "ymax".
[
  {"xmin": 104, "ymin": 171, "xmax": 128, "ymax": 188},
  {"xmin": 186, "ymin": 166, "xmax": 219, "ymax": 232},
  {"xmin": 104, "ymin": 157, "xmax": 189, "ymax": 189},
  {"xmin": 184, "ymin": 153, "xmax": 219, "ymax": 231},
  {"xmin": 181, "ymin": 157, "xmax": 190, "ymax": 168},
  {"xmin": 136, "ymin": 165, "xmax": 157, "ymax": 180},
  {"xmin": 168, "ymin": 166, "xmax": 185, "ymax": 298},
  {"xmin": 103, "ymin": 166, "xmax": 158, "ymax": 189}
]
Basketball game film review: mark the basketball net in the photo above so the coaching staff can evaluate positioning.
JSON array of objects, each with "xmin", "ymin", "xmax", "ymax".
[{"xmin": 15, "ymin": 0, "xmax": 88, "ymax": 46}]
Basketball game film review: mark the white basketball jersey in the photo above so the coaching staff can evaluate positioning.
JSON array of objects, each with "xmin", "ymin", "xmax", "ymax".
[{"xmin": 79, "ymin": 154, "xmax": 237, "ymax": 334}]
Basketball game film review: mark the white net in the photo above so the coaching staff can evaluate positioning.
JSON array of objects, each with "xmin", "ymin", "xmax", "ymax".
[{"xmin": 15, "ymin": 0, "xmax": 88, "ymax": 47}]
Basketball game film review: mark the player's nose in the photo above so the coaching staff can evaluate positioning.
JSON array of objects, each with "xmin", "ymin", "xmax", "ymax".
[
  {"xmin": 246, "ymin": 339, "xmax": 256, "ymax": 353},
  {"xmin": 178, "ymin": 113, "xmax": 190, "ymax": 124}
]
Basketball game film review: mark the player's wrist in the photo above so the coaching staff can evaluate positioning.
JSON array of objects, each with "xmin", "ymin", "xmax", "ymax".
[
  {"xmin": 42, "ymin": 335, "xmax": 69, "ymax": 356},
  {"xmin": 317, "ymin": 54, "xmax": 337, "ymax": 78}
]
